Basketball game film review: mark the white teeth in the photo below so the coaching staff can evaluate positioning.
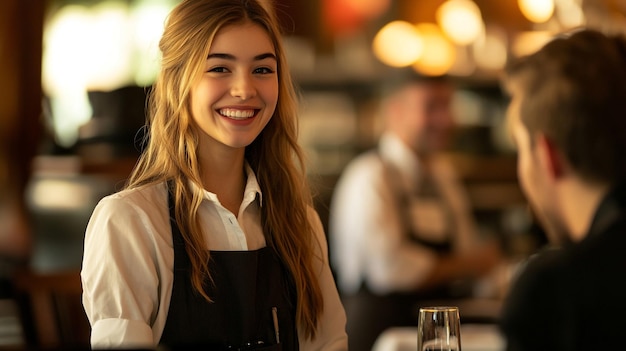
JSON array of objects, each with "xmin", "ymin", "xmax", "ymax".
[{"xmin": 219, "ymin": 108, "xmax": 255, "ymax": 119}]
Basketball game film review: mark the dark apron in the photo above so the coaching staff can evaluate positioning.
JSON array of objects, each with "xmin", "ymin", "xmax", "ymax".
[{"xmin": 160, "ymin": 190, "xmax": 299, "ymax": 351}]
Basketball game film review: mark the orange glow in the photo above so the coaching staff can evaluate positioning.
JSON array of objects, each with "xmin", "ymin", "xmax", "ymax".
[
  {"xmin": 413, "ymin": 23, "xmax": 456, "ymax": 76},
  {"xmin": 437, "ymin": 0, "xmax": 484, "ymax": 45},
  {"xmin": 323, "ymin": 0, "xmax": 390, "ymax": 36},
  {"xmin": 518, "ymin": 0, "xmax": 555, "ymax": 23},
  {"xmin": 372, "ymin": 21, "xmax": 423, "ymax": 67}
]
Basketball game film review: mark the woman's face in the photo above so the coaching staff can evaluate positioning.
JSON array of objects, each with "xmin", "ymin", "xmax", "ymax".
[{"xmin": 190, "ymin": 22, "xmax": 278, "ymax": 153}]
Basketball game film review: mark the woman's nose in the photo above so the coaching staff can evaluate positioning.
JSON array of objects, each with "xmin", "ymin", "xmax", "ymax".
[{"xmin": 230, "ymin": 73, "xmax": 256, "ymax": 100}]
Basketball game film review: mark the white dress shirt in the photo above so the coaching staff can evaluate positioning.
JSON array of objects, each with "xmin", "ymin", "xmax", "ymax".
[
  {"xmin": 81, "ymin": 164, "xmax": 348, "ymax": 350},
  {"xmin": 329, "ymin": 133, "xmax": 476, "ymax": 295}
]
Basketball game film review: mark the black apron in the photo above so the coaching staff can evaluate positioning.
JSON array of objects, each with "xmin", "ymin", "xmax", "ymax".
[{"xmin": 160, "ymin": 190, "xmax": 299, "ymax": 351}]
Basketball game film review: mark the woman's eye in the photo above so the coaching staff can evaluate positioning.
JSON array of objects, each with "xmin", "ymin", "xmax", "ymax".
[
  {"xmin": 207, "ymin": 66, "xmax": 229, "ymax": 73},
  {"xmin": 254, "ymin": 67, "xmax": 275, "ymax": 74}
]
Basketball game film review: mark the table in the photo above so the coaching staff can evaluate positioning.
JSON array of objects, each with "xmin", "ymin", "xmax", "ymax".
[{"xmin": 372, "ymin": 323, "xmax": 505, "ymax": 351}]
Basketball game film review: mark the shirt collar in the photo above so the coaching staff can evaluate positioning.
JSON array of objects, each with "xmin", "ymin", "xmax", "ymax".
[
  {"xmin": 243, "ymin": 162, "xmax": 263, "ymax": 207},
  {"xmin": 378, "ymin": 132, "xmax": 422, "ymax": 191},
  {"xmin": 587, "ymin": 181, "xmax": 626, "ymax": 238},
  {"xmin": 189, "ymin": 162, "xmax": 263, "ymax": 207}
]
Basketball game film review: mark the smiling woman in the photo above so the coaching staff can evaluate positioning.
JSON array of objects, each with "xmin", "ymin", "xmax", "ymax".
[
  {"xmin": 79, "ymin": 1, "xmax": 348, "ymax": 350},
  {"xmin": 190, "ymin": 22, "xmax": 279, "ymax": 154}
]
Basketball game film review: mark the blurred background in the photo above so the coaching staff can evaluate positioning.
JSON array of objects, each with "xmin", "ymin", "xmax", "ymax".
[{"xmin": 1, "ymin": 0, "xmax": 626, "ymax": 349}]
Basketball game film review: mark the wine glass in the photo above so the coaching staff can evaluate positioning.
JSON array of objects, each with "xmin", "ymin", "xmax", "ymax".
[{"xmin": 417, "ymin": 306, "xmax": 462, "ymax": 351}]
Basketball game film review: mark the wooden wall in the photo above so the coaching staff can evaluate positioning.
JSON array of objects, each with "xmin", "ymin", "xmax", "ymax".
[{"xmin": 0, "ymin": 0, "xmax": 46, "ymax": 262}]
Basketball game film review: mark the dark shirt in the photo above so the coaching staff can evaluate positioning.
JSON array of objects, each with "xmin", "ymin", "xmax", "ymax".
[{"xmin": 499, "ymin": 183, "xmax": 626, "ymax": 351}]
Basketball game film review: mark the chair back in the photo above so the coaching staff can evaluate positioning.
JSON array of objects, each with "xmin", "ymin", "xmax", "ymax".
[{"xmin": 12, "ymin": 267, "xmax": 90, "ymax": 349}]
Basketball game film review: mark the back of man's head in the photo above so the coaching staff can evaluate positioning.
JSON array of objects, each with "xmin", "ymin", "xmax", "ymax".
[{"xmin": 504, "ymin": 29, "xmax": 626, "ymax": 185}]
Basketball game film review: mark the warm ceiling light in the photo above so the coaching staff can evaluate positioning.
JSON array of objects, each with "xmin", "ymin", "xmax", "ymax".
[
  {"xmin": 473, "ymin": 27, "xmax": 508, "ymax": 71},
  {"xmin": 554, "ymin": 0, "xmax": 584, "ymax": 28},
  {"xmin": 512, "ymin": 30, "xmax": 553, "ymax": 57},
  {"xmin": 518, "ymin": 0, "xmax": 555, "ymax": 23},
  {"xmin": 372, "ymin": 21, "xmax": 423, "ymax": 67},
  {"xmin": 436, "ymin": 0, "xmax": 484, "ymax": 45},
  {"xmin": 412, "ymin": 23, "xmax": 456, "ymax": 76}
]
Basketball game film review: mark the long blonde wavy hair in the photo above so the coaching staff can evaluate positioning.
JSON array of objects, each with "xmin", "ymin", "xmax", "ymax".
[{"xmin": 126, "ymin": 0, "xmax": 323, "ymax": 340}]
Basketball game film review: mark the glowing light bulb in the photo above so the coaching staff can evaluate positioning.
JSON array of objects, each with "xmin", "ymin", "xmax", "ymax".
[
  {"xmin": 518, "ymin": 0, "xmax": 555, "ymax": 23},
  {"xmin": 437, "ymin": 0, "xmax": 484, "ymax": 45},
  {"xmin": 413, "ymin": 23, "xmax": 456, "ymax": 76},
  {"xmin": 473, "ymin": 27, "xmax": 508, "ymax": 71},
  {"xmin": 372, "ymin": 21, "xmax": 423, "ymax": 67},
  {"xmin": 512, "ymin": 30, "xmax": 553, "ymax": 57}
]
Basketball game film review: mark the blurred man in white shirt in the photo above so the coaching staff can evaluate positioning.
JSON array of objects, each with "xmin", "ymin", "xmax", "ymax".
[{"xmin": 329, "ymin": 72, "xmax": 502, "ymax": 351}]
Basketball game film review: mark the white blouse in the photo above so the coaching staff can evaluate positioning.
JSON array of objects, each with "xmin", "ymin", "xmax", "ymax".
[{"xmin": 81, "ymin": 166, "xmax": 348, "ymax": 350}]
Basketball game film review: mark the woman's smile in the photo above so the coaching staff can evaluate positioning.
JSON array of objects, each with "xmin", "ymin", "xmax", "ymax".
[{"xmin": 218, "ymin": 108, "xmax": 258, "ymax": 120}]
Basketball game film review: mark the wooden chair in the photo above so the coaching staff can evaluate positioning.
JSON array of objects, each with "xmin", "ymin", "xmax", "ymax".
[{"xmin": 11, "ymin": 267, "xmax": 90, "ymax": 350}]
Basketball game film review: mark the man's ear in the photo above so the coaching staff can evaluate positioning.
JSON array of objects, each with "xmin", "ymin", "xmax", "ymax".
[{"xmin": 536, "ymin": 134, "xmax": 566, "ymax": 179}]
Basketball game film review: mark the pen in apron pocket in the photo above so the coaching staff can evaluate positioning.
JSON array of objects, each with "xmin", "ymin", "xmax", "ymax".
[{"xmin": 272, "ymin": 307, "xmax": 280, "ymax": 344}]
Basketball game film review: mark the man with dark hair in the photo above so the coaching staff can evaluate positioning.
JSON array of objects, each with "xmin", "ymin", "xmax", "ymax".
[{"xmin": 500, "ymin": 28, "xmax": 626, "ymax": 351}]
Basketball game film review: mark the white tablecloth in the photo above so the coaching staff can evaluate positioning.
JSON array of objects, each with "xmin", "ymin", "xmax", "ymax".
[{"xmin": 372, "ymin": 324, "xmax": 505, "ymax": 351}]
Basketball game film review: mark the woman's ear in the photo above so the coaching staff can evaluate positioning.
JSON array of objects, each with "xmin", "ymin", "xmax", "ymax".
[{"xmin": 536, "ymin": 134, "xmax": 567, "ymax": 179}]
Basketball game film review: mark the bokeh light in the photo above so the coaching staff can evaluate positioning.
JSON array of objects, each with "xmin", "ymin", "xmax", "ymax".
[
  {"xmin": 437, "ymin": 0, "xmax": 485, "ymax": 45},
  {"xmin": 372, "ymin": 21, "xmax": 423, "ymax": 67},
  {"xmin": 412, "ymin": 23, "xmax": 456, "ymax": 76},
  {"xmin": 518, "ymin": 0, "xmax": 555, "ymax": 23},
  {"xmin": 473, "ymin": 27, "xmax": 508, "ymax": 71},
  {"xmin": 512, "ymin": 30, "xmax": 553, "ymax": 57}
]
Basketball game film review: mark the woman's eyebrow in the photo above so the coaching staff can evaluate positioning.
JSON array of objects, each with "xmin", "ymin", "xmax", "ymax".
[{"xmin": 207, "ymin": 52, "xmax": 277, "ymax": 61}]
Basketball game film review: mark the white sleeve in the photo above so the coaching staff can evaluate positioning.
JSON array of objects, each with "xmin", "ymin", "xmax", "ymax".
[
  {"xmin": 329, "ymin": 157, "xmax": 437, "ymax": 295},
  {"xmin": 81, "ymin": 192, "xmax": 173, "ymax": 349},
  {"xmin": 299, "ymin": 208, "xmax": 348, "ymax": 351}
]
